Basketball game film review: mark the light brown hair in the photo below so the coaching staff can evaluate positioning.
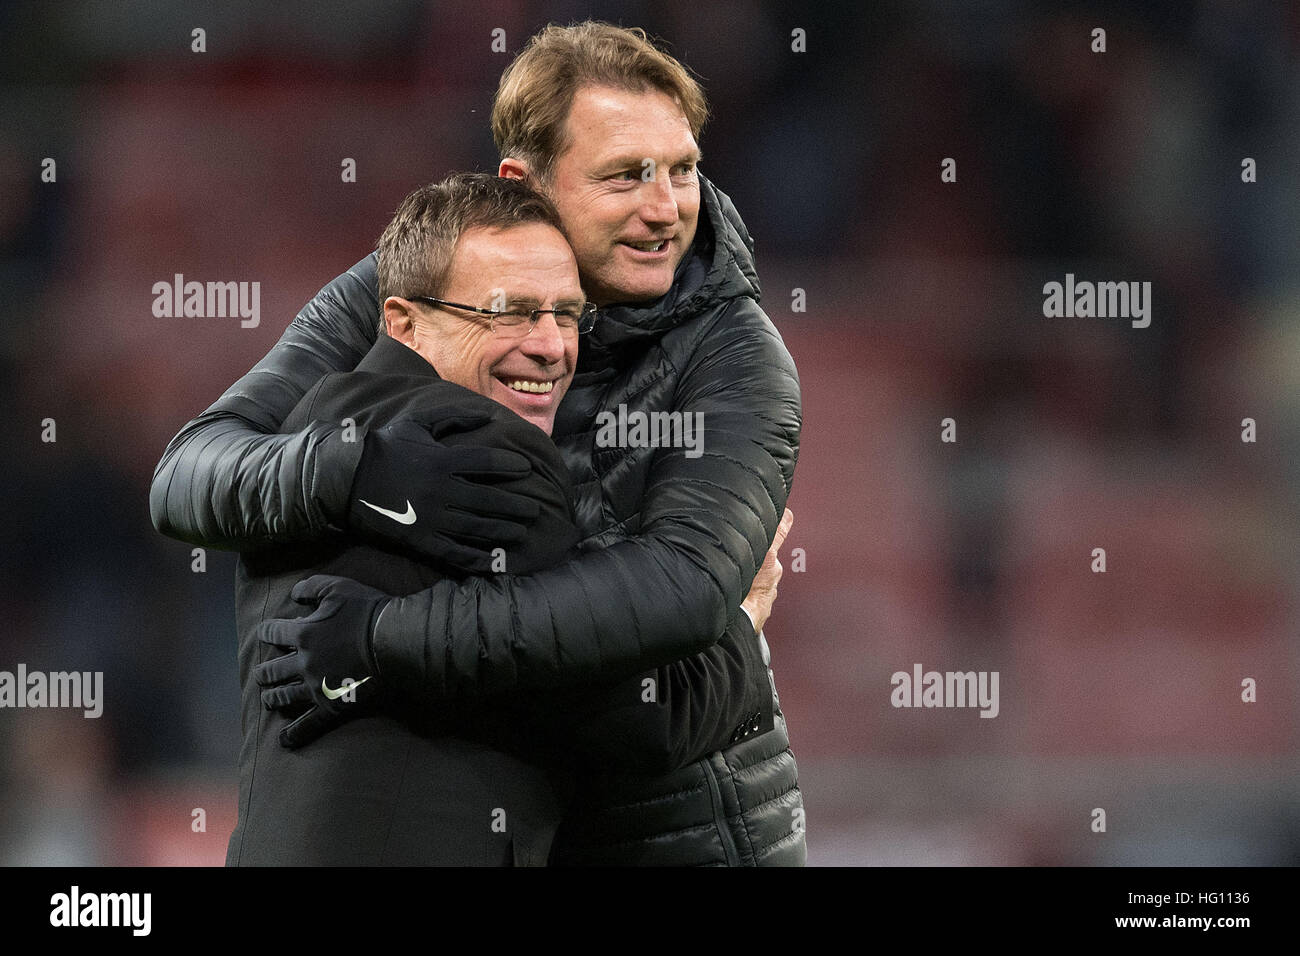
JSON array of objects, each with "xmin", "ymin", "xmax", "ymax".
[{"xmin": 492, "ymin": 21, "xmax": 708, "ymax": 182}]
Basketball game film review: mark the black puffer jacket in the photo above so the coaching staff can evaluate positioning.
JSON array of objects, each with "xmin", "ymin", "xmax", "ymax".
[{"xmin": 151, "ymin": 175, "xmax": 805, "ymax": 865}]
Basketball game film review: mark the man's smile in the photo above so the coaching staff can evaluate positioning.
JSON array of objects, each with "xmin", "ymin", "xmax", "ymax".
[
  {"xmin": 503, "ymin": 377, "xmax": 555, "ymax": 394},
  {"xmin": 493, "ymin": 374, "xmax": 563, "ymax": 411},
  {"xmin": 619, "ymin": 235, "xmax": 674, "ymax": 257}
]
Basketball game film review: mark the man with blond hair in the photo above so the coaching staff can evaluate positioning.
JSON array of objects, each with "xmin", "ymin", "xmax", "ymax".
[{"xmin": 154, "ymin": 22, "xmax": 805, "ymax": 866}]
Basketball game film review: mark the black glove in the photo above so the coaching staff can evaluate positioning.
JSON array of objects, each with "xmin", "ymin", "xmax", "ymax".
[
  {"xmin": 253, "ymin": 575, "xmax": 391, "ymax": 749},
  {"xmin": 349, "ymin": 416, "xmax": 540, "ymax": 571}
]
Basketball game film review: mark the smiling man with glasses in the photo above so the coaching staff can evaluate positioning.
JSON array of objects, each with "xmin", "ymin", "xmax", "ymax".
[
  {"xmin": 228, "ymin": 172, "xmax": 597, "ymax": 865},
  {"xmin": 382, "ymin": 230, "xmax": 593, "ymax": 438},
  {"xmin": 389, "ymin": 289, "xmax": 595, "ymax": 436}
]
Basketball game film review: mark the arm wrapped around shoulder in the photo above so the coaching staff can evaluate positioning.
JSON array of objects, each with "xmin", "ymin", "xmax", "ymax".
[
  {"xmin": 370, "ymin": 298, "xmax": 802, "ymax": 702},
  {"xmin": 150, "ymin": 254, "xmax": 379, "ymax": 549}
]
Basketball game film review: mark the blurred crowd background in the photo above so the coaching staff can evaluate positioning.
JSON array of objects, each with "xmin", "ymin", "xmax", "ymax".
[{"xmin": 0, "ymin": 0, "xmax": 1296, "ymax": 865}]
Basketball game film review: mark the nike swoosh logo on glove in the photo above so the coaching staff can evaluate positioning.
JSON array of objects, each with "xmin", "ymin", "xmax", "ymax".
[
  {"xmin": 322, "ymin": 676, "xmax": 372, "ymax": 700},
  {"xmin": 358, "ymin": 499, "xmax": 416, "ymax": 524}
]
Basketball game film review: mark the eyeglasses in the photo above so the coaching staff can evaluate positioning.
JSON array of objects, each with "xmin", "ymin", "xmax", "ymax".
[{"xmin": 407, "ymin": 295, "xmax": 598, "ymax": 337}]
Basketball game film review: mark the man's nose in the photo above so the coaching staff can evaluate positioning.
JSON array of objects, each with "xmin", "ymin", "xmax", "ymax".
[
  {"xmin": 520, "ymin": 312, "xmax": 567, "ymax": 363},
  {"xmin": 640, "ymin": 171, "xmax": 679, "ymax": 226}
]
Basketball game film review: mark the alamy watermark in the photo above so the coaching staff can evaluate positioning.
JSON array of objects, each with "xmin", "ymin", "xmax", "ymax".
[
  {"xmin": 50, "ymin": 886, "xmax": 150, "ymax": 936},
  {"xmin": 594, "ymin": 403, "xmax": 704, "ymax": 458},
  {"xmin": 1042, "ymin": 273, "xmax": 1151, "ymax": 328},
  {"xmin": 152, "ymin": 273, "xmax": 260, "ymax": 327},
  {"xmin": 890, "ymin": 663, "xmax": 999, "ymax": 718},
  {"xmin": 0, "ymin": 665, "xmax": 102, "ymax": 718}
]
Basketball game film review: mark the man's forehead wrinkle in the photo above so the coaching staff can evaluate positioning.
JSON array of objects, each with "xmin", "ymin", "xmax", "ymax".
[
  {"xmin": 567, "ymin": 88, "xmax": 697, "ymax": 165},
  {"xmin": 452, "ymin": 273, "xmax": 586, "ymax": 307},
  {"xmin": 587, "ymin": 137, "xmax": 702, "ymax": 177}
]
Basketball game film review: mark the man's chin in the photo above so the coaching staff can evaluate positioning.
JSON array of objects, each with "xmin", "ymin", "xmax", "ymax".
[
  {"xmin": 500, "ymin": 395, "xmax": 557, "ymax": 435},
  {"xmin": 600, "ymin": 271, "xmax": 675, "ymax": 305},
  {"xmin": 503, "ymin": 404, "xmax": 556, "ymax": 435},
  {"xmin": 521, "ymin": 411, "xmax": 555, "ymax": 436},
  {"xmin": 591, "ymin": 247, "xmax": 683, "ymax": 304}
]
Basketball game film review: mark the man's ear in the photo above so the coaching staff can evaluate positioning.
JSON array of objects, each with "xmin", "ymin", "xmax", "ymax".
[
  {"xmin": 498, "ymin": 158, "xmax": 531, "ymax": 182},
  {"xmin": 383, "ymin": 298, "xmax": 417, "ymax": 347}
]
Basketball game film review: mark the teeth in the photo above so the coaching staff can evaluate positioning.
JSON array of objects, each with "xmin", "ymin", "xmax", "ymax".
[
  {"xmin": 507, "ymin": 380, "xmax": 553, "ymax": 394},
  {"xmin": 626, "ymin": 240, "xmax": 665, "ymax": 251}
]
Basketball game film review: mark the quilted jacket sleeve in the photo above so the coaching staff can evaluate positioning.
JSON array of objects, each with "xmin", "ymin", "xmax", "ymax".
[
  {"xmin": 529, "ymin": 607, "xmax": 773, "ymax": 775},
  {"xmin": 372, "ymin": 298, "xmax": 801, "ymax": 702},
  {"xmin": 149, "ymin": 254, "xmax": 380, "ymax": 550}
]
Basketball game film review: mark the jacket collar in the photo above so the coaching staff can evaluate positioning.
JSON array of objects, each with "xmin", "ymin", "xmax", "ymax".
[{"xmin": 355, "ymin": 334, "xmax": 442, "ymax": 379}]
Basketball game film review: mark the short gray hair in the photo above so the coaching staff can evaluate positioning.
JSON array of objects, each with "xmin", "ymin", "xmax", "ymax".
[{"xmin": 376, "ymin": 172, "xmax": 563, "ymax": 328}]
